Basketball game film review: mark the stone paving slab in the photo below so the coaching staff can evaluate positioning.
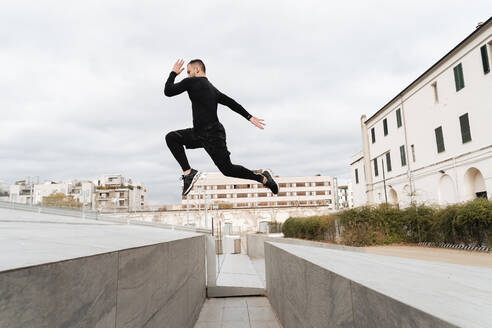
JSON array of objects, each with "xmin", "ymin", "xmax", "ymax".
[
  {"xmin": 216, "ymin": 254, "xmax": 264, "ymax": 289},
  {"xmin": 194, "ymin": 297, "xmax": 282, "ymax": 328}
]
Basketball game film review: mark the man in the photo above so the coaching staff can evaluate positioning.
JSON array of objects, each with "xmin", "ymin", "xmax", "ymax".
[{"xmin": 164, "ymin": 59, "xmax": 279, "ymax": 196}]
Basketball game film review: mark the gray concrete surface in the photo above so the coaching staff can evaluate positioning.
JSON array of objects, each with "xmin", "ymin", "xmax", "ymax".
[
  {"xmin": 207, "ymin": 254, "xmax": 265, "ymax": 297},
  {"xmin": 265, "ymin": 242, "xmax": 492, "ymax": 328},
  {"xmin": 247, "ymin": 233, "xmax": 364, "ymax": 260},
  {"xmin": 0, "ymin": 208, "xmax": 207, "ymax": 328},
  {"xmin": 194, "ymin": 297, "xmax": 282, "ymax": 328},
  {"xmin": 0, "ymin": 207, "xmax": 203, "ymax": 272}
]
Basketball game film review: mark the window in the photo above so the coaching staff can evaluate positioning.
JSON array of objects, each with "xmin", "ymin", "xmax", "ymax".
[
  {"xmin": 435, "ymin": 126, "xmax": 445, "ymax": 153},
  {"xmin": 459, "ymin": 113, "xmax": 472, "ymax": 143},
  {"xmin": 386, "ymin": 152, "xmax": 392, "ymax": 172},
  {"xmin": 355, "ymin": 168, "xmax": 359, "ymax": 184},
  {"xmin": 411, "ymin": 144, "xmax": 416, "ymax": 162},
  {"xmin": 481, "ymin": 45, "xmax": 490, "ymax": 74},
  {"xmin": 396, "ymin": 108, "xmax": 402, "ymax": 128},
  {"xmin": 431, "ymin": 81, "xmax": 439, "ymax": 103},
  {"xmin": 399, "ymin": 145, "xmax": 406, "ymax": 166},
  {"xmin": 371, "ymin": 127, "xmax": 376, "ymax": 143},
  {"xmin": 453, "ymin": 63, "xmax": 465, "ymax": 91},
  {"xmin": 373, "ymin": 158, "xmax": 379, "ymax": 177},
  {"xmin": 383, "ymin": 118, "xmax": 388, "ymax": 136}
]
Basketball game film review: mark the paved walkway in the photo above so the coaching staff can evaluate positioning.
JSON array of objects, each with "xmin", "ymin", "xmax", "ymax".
[
  {"xmin": 364, "ymin": 245, "xmax": 492, "ymax": 268},
  {"xmin": 194, "ymin": 297, "xmax": 282, "ymax": 328},
  {"xmin": 216, "ymin": 254, "xmax": 264, "ymax": 288}
]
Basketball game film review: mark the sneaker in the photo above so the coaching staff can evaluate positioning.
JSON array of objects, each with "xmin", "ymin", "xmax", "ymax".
[
  {"xmin": 180, "ymin": 169, "xmax": 201, "ymax": 196},
  {"xmin": 261, "ymin": 170, "xmax": 278, "ymax": 195}
]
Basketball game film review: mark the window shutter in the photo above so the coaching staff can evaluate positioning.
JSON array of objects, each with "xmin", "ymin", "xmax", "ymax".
[
  {"xmin": 435, "ymin": 127, "xmax": 445, "ymax": 153},
  {"xmin": 400, "ymin": 145, "xmax": 406, "ymax": 166},
  {"xmin": 481, "ymin": 45, "xmax": 490, "ymax": 74},
  {"xmin": 459, "ymin": 113, "xmax": 472, "ymax": 143},
  {"xmin": 355, "ymin": 169, "xmax": 359, "ymax": 184},
  {"xmin": 373, "ymin": 159, "xmax": 378, "ymax": 177},
  {"xmin": 454, "ymin": 63, "xmax": 465, "ymax": 91},
  {"xmin": 386, "ymin": 152, "xmax": 392, "ymax": 172},
  {"xmin": 396, "ymin": 109, "xmax": 402, "ymax": 128},
  {"xmin": 371, "ymin": 128, "xmax": 376, "ymax": 143},
  {"xmin": 383, "ymin": 119, "xmax": 388, "ymax": 136}
]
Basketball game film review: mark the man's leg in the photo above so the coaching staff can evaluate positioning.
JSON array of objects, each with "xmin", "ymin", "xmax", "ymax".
[
  {"xmin": 207, "ymin": 148, "xmax": 265, "ymax": 184},
  {"xmin": 165, "ymin": 129, "xmax": 200, "ymax": 174},
  {"xmin": 208, "ymin": 148, "xmax": 278, "ymax": 194},
  {"xmin": 165, "ymin": 129, "xmax": 203, "ymax": 196}
]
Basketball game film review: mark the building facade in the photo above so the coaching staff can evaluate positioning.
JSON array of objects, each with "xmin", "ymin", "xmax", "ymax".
[
  {"xmin": 337, "ymin": 182, "xmax": 354, "ymax": 209},
  {"xmin": 182, "ymin": 171, "xmax": 335, "ymax": 209},
  {"xmin": 9, "ymin": 179, "xmax": 36, "ymax": 204},
  {"xmin": 351, "ymin": 18, "xmax": 492, "ymax": 207},
  {"xmin": 94, "ymin": 174, "xmax": 146, "ymax": 212}
]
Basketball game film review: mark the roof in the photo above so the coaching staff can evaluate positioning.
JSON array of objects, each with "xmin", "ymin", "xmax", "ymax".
[{"xmin": 365, "ymin": 16, "xmax": 492, "ymax": 124}]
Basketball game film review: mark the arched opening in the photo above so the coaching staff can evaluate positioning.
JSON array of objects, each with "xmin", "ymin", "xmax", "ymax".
[
  {"xmin": 388, "ymin": 188, "xmax": 398, "ymax": 205},
  {"xmin": 464, "ymin": 167, "xmax": 487, "ymax": 200},
  {"xmin": 438, "ymin": 174, "xmax": 457, "ymax": 205}
]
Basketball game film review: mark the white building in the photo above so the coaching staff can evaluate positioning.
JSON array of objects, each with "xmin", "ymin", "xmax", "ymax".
[
  {"xmin": 182, "ymin": 171, "xmax": 335, "ymax": 209},
  {"xmin": 0, "ymin": 181, "xmax": 9, "ymax": 201},
  {"xmin": 337, "ymin": 181, "xmax": 354, "ymax": 209},
  {"xmin": 9, "ymin": 179, "xmax": 36, "ymax": 204},
  {"xmin": 95, "ymin": 174, "xmax": 146, "ymax": 212},
  {"xmin": 351, "ymin": 18, "xmax": 492, "ymax": 207},
  {"xmin": 33, "ymin": 180, "xmax": 96, "ymax": 207}
]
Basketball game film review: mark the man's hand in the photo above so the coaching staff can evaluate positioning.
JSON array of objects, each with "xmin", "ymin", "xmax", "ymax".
[
  {"xmin": 249, "ymin": 116, "xmax": 266, "ymax": 130},
  {"xmin": 172, "ymin": 59, "xmax": 185, "ymax": 75}
]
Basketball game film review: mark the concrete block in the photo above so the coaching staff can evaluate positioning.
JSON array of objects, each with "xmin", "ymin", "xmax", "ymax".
[
  {"xmin": 265, "ymin": 242, "xmax": 489, "ymax": 328},
  {"xmin": 350, "ymin": 280, "xmax": 456, "ymax": 328},
  {"xmin": 0, "ymin": 252, "xmax": 118, "ymax": 328}
]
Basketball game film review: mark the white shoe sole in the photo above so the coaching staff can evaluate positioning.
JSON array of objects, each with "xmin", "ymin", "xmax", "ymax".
[{"xmin": 183, "ymin": 171, "xmax": 201, "ymax": 196}]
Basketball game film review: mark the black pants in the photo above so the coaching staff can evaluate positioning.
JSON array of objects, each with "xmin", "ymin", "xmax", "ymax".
[{"xmin": 165, "ymin": 122, "xmax": 264, "ymax": 183}]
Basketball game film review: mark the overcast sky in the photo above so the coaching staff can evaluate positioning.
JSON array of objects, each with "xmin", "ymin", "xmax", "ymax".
[{"xmin": 1, "ymin": 1, "xmax": 491, "ymax": 204}]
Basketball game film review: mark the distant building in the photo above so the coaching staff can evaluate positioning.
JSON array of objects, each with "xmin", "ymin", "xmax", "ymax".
[
  {"xmin": 337, "ymin": 182, "xmax": 354, "ymax": 209},
  {"xmin": 34, "ymin": 180, "xmax": 95, "ymax": 208},
  {"xmin": 0, "ymin": 180, "xmax": 9, "ymax": 201},
  {"xmin": 182, "ymin": 171, "xmax": 335, "ymax": 209},
  {"xmin": 94, "ymin": 174, "xmax": 146, "ymax": 212},
  {"xmin": 9, "ymin": 179, "xmax": 36, "ymax": 204},
  {"xmin": 351, "ymin": 18, "xmax": 492, "ymax": 207}
]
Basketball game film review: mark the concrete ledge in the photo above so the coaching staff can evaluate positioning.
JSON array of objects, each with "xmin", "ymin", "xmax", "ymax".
[
  {"xmin": 265, "ymin": 242, "xmax": 492, "ymax": 328},
  {"xmin": 247, "ymin": 233, "xmax": 364, "ymax": 259},
  {"xmin": 0, "ymin": 207, "xmax": 207, "ymax": 328}
]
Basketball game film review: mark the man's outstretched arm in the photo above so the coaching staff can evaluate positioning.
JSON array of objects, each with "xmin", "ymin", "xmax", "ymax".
[
  {"xmin": 164, "ymin": 59, "xmax": 189, "ymax": 97},
  {"xmin": 217, "ymin": 91, "xmax": 266, "ymax": 129}
]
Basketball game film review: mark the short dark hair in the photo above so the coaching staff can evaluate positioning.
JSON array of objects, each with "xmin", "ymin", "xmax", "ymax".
[{"xmin": 188, "ymin": 59, "xmax": 206, "ymax": 73}]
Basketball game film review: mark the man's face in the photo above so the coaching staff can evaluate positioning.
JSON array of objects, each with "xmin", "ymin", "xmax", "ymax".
[{"xmin": 187, "ymin": 64, "xmax": 198, "ymax": 77}]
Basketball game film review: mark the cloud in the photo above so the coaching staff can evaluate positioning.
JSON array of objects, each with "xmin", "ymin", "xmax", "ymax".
[{"xmin": 1, "ymin": 0, "xmax": 491, "ymax": 203}]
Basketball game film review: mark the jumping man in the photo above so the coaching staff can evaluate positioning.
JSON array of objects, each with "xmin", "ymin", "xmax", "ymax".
[{"xmin": 164, "ymin": 59, "xmax": 279, "ymax": 196}]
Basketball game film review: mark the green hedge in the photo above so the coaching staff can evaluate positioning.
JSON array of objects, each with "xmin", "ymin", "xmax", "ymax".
[
  {"xmin": 283, "ymin": 198, "xmax": 492, "ymax": 247},
  {"xmin": 282, "ymin": 215, "xmax": 337, "ymax": 241}
]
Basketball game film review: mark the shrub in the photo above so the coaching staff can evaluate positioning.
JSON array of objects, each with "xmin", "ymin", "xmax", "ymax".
[{"xmin": 282, "ymin": 215, "xmax": 337, "ymax": 241}]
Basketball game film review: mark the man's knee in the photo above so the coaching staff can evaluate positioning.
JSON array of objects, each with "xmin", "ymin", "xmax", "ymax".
[{"xmin": 165, "ymin": 131, "xmax": 180, "ymax": 145}]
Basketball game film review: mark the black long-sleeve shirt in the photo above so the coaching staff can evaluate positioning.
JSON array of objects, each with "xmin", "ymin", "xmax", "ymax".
[{"xmin": 164, "ymin": 71, "xmax": 252, "ymax": 130}]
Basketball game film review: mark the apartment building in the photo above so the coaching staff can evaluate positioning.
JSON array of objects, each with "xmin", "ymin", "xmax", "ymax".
[
  {"xmin": 351, "ymin": 18, "xmax": 492, "ymax": 207},
  {"xmin": 9, "ymin": 179, "xmax": 36, "ymax": 204},
  {"xmin": 337, "ymin": 182, "xmax": 354, "ymax": 209},
  {"xmin": 0, "ymin": 181, "xmax": 9, "ymax": 201},
  {"xmin": 182, "ymin": 171, "xmax": 335, "ymax": 209},
  {"xmin": 33, "ymin": 180, "xmax": 95, "ymax": 207},
  {"xmin": 95, "ymin": 174, "xmax": 146, "ymax": 212}
]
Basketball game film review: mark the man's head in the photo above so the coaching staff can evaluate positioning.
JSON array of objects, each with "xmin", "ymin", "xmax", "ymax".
[{"xmin": 187, "ymin": 59, "xmax": 206, "ymax": 77}]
